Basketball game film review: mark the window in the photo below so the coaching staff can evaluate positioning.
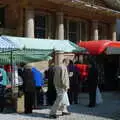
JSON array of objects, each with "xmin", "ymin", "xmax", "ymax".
[
  {"xmin": 35, "ymin": 15, "xmax": 47, "ymax": 38},
  {"xmin": 69, "ymin": 21, "xmax": 77, "ymax": 42},
  {"xmin": 0, "ymin": 7, "xmax": 5, "ymax": 27},
  {"xmin": 64, "ymin": 19, "xmax": 88, "ymax": 43},
  {"xmin": 80, "ymin": 22, "xmax": 88, "ymax": 41},
  {"xmin": 98, "ymin": 23, "xmax": 108, "ymax": 40}
]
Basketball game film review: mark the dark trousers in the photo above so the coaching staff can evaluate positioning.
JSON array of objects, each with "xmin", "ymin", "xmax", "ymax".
[
  {"xmin": 89, "ymin": 91, "xmax": 96, "ymax": 106},
  {"xmin": 68, "ymin": 90, "xmax": 79, "ymax": 104},
  {"xmin": 34, "ymin": 87, "xmax": 43, "ymax": 108},
  {"xmin": 36, "ymin": 87, "xmax": 41, "ymax": 105},
  {"xmin": 0, "ymin": 85, "xmax": 5, "ymax": 112},
  {"xmin": 24, "ymin": 92, "xmax": 34, "ymax": 113},
  {"xmin": 47, "ymin": 90, "xmax": 56, "ymax": 106}
]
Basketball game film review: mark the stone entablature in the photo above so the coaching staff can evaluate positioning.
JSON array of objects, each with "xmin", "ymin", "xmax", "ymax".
[{"xmin": 82, "ymin": 0, "xmax": 107, "ymax": 7}]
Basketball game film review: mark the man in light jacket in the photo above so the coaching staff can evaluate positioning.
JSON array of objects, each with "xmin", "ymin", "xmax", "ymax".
[{"xmin": 49, "ymin": 59, "xmax": 71, "ymax": 119}]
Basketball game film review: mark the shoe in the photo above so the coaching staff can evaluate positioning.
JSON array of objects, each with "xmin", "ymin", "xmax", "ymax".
[
  {"xmin": 49, "ymin": 114, "xmax": 58, "ymax": 119},
  {"xmin": 88, "ymin": 104, "xmax": 95, "ymax": 108},
  {"xmin": 74, "ymin": 102, "xmax": 78, "ymax": 104},
  {"xmin": 62, "ymin": 112, "xmax": 71, "ymax": 116}
]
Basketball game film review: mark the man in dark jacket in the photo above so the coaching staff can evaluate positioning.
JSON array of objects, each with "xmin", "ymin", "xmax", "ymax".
[
  {"xmin": 47, "ymin": 62, "xmax": 56, "ymax": 106},
  {"xmin": 87, "ymin": 58, "xmax": 98, "ymax": 107},
  {"xmin": 67, "ymin": 60, "xmax": 81, "ymax": 104},
  {"xmin": 22, "ymin": 65, "xmax": 35, "ymax": 114}
]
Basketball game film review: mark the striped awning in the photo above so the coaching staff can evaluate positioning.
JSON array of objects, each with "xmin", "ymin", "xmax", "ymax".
[{"xmin": 0, "ymin": 36, "xmax": 16, "ymax": 51}]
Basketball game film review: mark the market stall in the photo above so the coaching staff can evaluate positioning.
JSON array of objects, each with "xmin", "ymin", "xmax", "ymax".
[
  {"xmin": 77, "ymin": 40, "xmax": 120, "ymax": 91},
  {"xmin": 0, "ymin": 35, "xmax": 86, "ymax": 113},
  {"xmin": 78, "ymin": 40, "xmax": 120, "ymax": 55}
]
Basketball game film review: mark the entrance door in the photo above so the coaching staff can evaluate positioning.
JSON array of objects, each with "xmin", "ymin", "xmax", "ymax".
[{"xmin": 103, "ymin": 55, "xmax": 118, "ymax": 91}]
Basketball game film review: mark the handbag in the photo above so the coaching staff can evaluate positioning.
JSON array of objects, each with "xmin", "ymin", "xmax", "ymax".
[
  {"xmin": 96, "ymin": 86, "xmax": 103, "ymax": 104},
  {"xmin": 61, "ymin": 92, "xmax": 70, "ymax": 106}
]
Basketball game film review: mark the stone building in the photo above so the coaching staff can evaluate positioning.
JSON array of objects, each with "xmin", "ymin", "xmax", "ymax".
[{"xmin": 0, "ymin": 0, "xmax": 120, "ymax": 42}]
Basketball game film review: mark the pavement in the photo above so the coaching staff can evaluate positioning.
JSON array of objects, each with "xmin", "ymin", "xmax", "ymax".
[{"xmin": 0, "ymin": 92, "xmax": 120, "ymax": 120}]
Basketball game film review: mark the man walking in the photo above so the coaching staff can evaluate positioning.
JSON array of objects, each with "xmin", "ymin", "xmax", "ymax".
[{"xmin": 49, "ymin": 59, "xmax": 71, "ymax": 119}]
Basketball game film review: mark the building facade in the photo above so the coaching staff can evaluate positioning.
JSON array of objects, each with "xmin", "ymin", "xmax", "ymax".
[{"xmin": 0, "ymin": 0, "xmax": 120, "ymax": 43}]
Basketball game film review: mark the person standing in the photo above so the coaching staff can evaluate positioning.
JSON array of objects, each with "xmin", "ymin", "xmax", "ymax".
[
  {"xmin": 49, "ymin": 59, "xmax": 71, "ymax": 119},
  {"xmin": 22, "ymin": 65, "xmax": 35, "ymax": 114},
  {"xmin": 87, "ymin": 57, "xmax": 98, "ymax": 107},
  {"xmin": 67, "ymin": 60, "xmax": 80, "ymax": 104},
  {"xmin": 32, "ymin": 67, "xmax": 44, "ymax": 108},
  {"xmin": 47, "ymin": 61, "xmax": 56, "ymax": 106},
  {"xmin": 0, "ymin": 67, "xmax": 10, "ymax": 112}
]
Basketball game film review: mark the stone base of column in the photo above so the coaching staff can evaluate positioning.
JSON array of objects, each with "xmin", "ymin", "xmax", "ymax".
[{"xmin": 16, "ymin": 95, "xmax": 24, "ymax": 113}]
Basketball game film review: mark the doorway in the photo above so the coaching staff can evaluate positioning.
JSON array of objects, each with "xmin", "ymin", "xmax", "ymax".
[{"xmin": 103, "ymin": 55, "xmax": 119, "ymax": 91}]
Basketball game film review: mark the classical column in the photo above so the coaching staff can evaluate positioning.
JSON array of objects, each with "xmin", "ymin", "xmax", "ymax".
[
  {"xmin": 56, "ymin": 12, "xmax": 64, "ymax": 40},
  {"xmin": 92, "ymin": 20, "xmax": 99, "ymax": 40},
  {"xmin": 111, "ymin": 23, "xmax": 117, "ymax": 41},
  {"xmin": 55, "ymin": 52, "xmax": 64, "ymax": 65},
  {"xmin": 25, "ymin": 8, "xmax": 35, "ymax": 38},
  {"xmin": 55, "ymin": 12, "xmax": 65, "ymax": 65}
]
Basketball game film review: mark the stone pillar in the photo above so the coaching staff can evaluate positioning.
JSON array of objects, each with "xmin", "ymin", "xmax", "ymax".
[
  {"xmin": 111, "ymin": 23, "xmax": 117, "ymax": 41},
  {"xmin": 56, "ymin": 12, "xmax": 64, "ymax": 40},
  {"xmin": 55, "ymin": 52, "xmax": 64, "ymax": 66},
  {"xmin": 92, "ymin": 20, "xmax": 99, "ymax": 40},
  {"xmin": 55, "ymin": 12, "xmax": 64, "ymax": 65},
  {"xmin": 25, "ymin": 8, "xmax": 35, "ymax": 38}
]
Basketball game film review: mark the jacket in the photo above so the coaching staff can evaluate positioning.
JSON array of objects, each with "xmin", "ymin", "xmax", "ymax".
[
  {"xmin": 0, "ymin": 68, "xmax": 9, "ymax": 86},
  {"xmin": 32, "ymin": 67, "xmax": 44, "ymax": 87},
  {"xmin": 23, "ymin": 67, "xmax": 35, "ymax": 92},
  {"xmin": 54, "ymin": 64, "xmax": 69, "ymax": 90}
]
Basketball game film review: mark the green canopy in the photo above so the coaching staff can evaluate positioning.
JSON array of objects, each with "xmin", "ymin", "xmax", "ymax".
[
  {"xmin": 0, "ymin": 50, "xmax": 52, "ymax": 64},
  {"xmin": 2, "ymin": 35, "xmax": 86, "ymax": 52},
  {"xmin": 0, "ymin": 35, "xmax": 86, "ymax": 64}
]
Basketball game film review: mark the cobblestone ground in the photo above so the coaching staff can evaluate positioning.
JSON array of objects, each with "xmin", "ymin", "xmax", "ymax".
[{"xmin": 0, "ymin": 92, "xmax": 120, "ymax": 120}]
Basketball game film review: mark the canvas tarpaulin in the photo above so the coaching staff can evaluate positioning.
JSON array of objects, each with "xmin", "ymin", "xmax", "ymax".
[{"xmin": 0, "ymin": 35, "xmax": 86, "ymax": 64}]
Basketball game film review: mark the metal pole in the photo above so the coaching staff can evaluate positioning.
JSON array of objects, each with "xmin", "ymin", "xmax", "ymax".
[{"xmin": 10, "ymin": 50, "xmax": 14, "ymax": 95}]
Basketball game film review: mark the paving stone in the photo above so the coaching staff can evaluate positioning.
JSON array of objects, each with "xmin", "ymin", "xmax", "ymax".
[{"xmin": 0, "ymin": 92, "xmax": 120, "ymax": 120}]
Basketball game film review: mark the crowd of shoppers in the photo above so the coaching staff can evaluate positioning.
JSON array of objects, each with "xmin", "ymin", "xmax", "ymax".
[{"xmin": 0, "ymin": 56, "xmax": 103, "ymax": 119}]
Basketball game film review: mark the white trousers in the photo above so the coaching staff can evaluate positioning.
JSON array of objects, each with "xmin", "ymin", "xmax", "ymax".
[{"xmin": 50, "ymin": 88, "xmax": 69, "ymax": 115}]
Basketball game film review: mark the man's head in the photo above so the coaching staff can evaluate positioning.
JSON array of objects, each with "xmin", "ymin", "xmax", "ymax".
[
  {"xmin": 62, "ymin": 58, "xmax": 69, "ymax": 66},
  {"xmin": 69, "ymin": 60, "xmax": 73, "ymax": 65},
  {"xmin": 49, "ymin": 59, "xmax": 54, "ymax": 67},
  {"xmin": 19, "ymin": 62, "xmax": 26, "ymax": 68}
]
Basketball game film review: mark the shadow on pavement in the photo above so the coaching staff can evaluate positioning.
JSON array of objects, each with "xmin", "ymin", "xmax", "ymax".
[
  {"xmin": 68, "ymin": 92, "xmax": 120, "ymax": 120},
  {"xmin": 19, "ymin": 112, "xmax": 49, "ymax": 119}
]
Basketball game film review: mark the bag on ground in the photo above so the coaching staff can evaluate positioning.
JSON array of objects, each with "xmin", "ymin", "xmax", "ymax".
[{"xmin": 96, "ymin": 86, "xmax": 103, "ymax": 104}]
